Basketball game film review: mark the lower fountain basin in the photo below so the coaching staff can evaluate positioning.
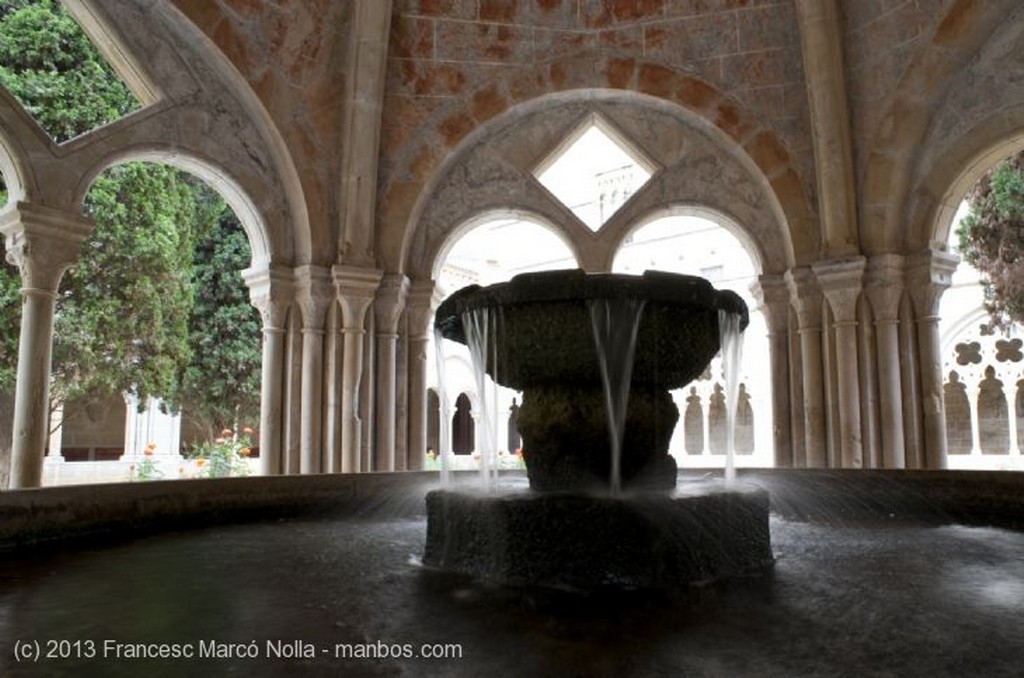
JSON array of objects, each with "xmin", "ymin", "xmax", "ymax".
[{"xmin": 423, "ymin": 482, "xmax": 772, "ymax": 590}]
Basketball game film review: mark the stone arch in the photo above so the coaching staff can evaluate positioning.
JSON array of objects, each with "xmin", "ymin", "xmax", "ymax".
[
  {"xmin": 859, "ymin": 0, "xmax": 1022, "ymax": 253},
  {"xmin": 72, "ymin": 148, "xmax": 274, "ymax": 268},
  {"xmin": 390, "ymin": 57, "xmax": 815, "ymax": 276},
  {"xmin": 608, "ymin": 204, "xmax": 767, "ymax": 275},
  {"xmin": 0, "ymin": 128, "xmax": 30, "ymax": 205},
  {"xmin": 909, "ymin": 121, "xmax": 1024, "ymax": 251},
  {"xmin": 400, "ymin": 87, "xmax": 801, "ymax": 281},
  {"xmin": 429, "ymin": 208, "xmax": 581, "ymax": 282}
]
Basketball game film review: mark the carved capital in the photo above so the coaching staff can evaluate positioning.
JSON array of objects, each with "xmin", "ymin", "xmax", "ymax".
[
  {"xmin": 332, "ymin": 263, "xmax": 383, "ymax": 328},
  {"xmin": 374, "ymin": 273, "xmax": 410, "ymax": 334},
  {"xmin": 812, "ymin": 256, "xmax": 865, "ymax": 323},
  {"xmin": 404, "ymin": 279, "xmax": 438, "ymax": 340},
  {"xmin": 905, "ymin": 248, "xmax": 959, "ymax": 319},
  {"xmin": 750, "ymin": 274, "xmax": 789, "ymax": 335},
  {"xmin": 243, "ymin": 264, "xmax": 296, "ymax": 330},
  {"xmin": 864, "ymin": 253, "xmax": 906, "ymax": 323},
  {"xmin": 295, "ymin": 264, "xmax": 334, "ymax": 332},
  {"xmin": 0, "ymin": 202, "xmax": 92, "ymax": 293},
  {"xmin": 785, "ymin": 266, "xmax": 823, "ymax": 330}
]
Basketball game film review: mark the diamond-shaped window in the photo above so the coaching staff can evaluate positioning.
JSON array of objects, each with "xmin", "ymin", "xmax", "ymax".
[
  {"xmin": 534, "ymin": 116, "xmax": 656, "ymax": 232},
  {"xmin": 0, "ymin": 1, "xmax": 149, "ymax": 144}
]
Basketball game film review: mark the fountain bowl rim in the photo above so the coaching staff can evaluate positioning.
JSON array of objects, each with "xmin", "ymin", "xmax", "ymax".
[{"xmin": 434, "ymin": 268, "xmax": 748, "ymax": 342}]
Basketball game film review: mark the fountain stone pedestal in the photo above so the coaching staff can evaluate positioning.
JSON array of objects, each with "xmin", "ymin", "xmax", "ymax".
[{"xmin": 425, "ymin": 270, "xmax": 772, "ymax": 589}]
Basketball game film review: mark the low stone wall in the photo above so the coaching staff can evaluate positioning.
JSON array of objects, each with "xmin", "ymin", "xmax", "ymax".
[
  {"xmin": 2, "ymin": 468, "xmax": 1023, "ymax": 551},
  {"xmin": 0, "ymin": 472, "xmax": 438, "ymax": 548},
  {"xmin": 738, "ymin": 468, "xmax": 1024, "ymax": 529}
]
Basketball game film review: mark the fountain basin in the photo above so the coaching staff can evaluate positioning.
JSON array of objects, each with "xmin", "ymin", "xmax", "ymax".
[{"xmin": 423, "ymin": 483, "xmax": 772, "ymax": 590}]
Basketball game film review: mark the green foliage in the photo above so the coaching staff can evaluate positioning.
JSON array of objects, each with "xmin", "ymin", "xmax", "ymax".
[
  {"xmin": 0, "ymin": 0, "xmax": 138, "ymax": 142},
  {"xmin": 179, "ymin": 186, "xmax": 263, "ymax": 435},
  {"xmin": 52, "ymin": 162, "xmax": 201, "ymax": 407},
  {"xmin": 957, "ymin": 150, "xmax": 1024, "ymax": 331},
  {"xmin": 0, "ymin": 261, "xmax": 19, "ymax": 392}
]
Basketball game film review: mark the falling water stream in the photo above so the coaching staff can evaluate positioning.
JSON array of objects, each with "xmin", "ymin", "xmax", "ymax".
[
  {"xmin": 718, "ymin": 309, "xmax": 744, "ymax": 485},
  {"xmin": 462, "ymin": 307, "xmax": 500, "ymax": 492},
  {"xmin": 589, "ymin": 298, "xmax": 647, "ymax": 496},
  {"xmin": 432, "ymin": 326, "xmax": 453, "ymax": 488}
]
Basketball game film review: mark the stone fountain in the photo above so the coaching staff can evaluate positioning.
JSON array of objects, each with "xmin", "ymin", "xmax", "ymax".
[{"xmin": 423, "ymin": 269, "xmax": 773, "ymax": 589}]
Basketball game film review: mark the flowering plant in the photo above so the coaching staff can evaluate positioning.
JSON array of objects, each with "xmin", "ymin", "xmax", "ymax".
[
  {"xmin": 188, "ymin": 427, "xmax": 253, "ymax": 478},
  {"xmin": 129, "ymin": 441, "xmax": 164, "ymax": 481}
]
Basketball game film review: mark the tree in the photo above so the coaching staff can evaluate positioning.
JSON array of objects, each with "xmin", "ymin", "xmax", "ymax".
[
  {"xmin": 0, "ymin": 0, "xmax": 137, "ymax": 143},
  {"xmin": 957, "ymin": 150, "xmax": 1024, "ymax": 331},
  {"xmin": 178, "ymin": 184, "xmax": 262, "ymax": 437},
  {"xmin": 51, "ymin": 162, "xmax": 201, "ymax": 409}
]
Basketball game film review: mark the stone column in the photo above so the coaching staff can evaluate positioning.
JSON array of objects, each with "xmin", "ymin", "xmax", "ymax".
[
  {"xmin": 786, "ymin": 267, "xmax": 828, "ymax": 467},
  {"xmin": 865, "ymin": 254, "xmax": 906, "ymax": 469},
  {"xmin": 333, "ymin": 265, "xmax": 383, "ymax": 473},
  {"xmin": 296, "ymin": 266, "xmax": 333, "ymax": 474},
  {"xmin": 752, "ymin": 275, "xmax": 792, "ymax": 467},
  {"xmin": 814, "ymin": 257, "xmax": 866, "ymax": 469},
  {"xmin": 243, "ymin": 265, "xmax": 295, "ymax": 476},
  {"xmin": 404, "ymin": 280, "xmax": 436, "ymax": 471},
  {"xmin": 0, "ymin": 203, "xmax": 91, "ymax": 489},
  {"xmin": 906, "ymin": 250, "xmax": 958, "ymax": 469},
  {"xmin": 373, "ymin": 273, "xmax": 409, "ymax": 471},
  {"xmin": 1004, "ymin": 382, "xmax": 1020, "ymax": 456}
]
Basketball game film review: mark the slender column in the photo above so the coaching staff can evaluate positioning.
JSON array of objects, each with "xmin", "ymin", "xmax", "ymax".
[
  {"xmin": 333, "ymin": 265, "xmax": 383, "ymax": 473},
  {"xmin": 1005, "ymin": 383, "xmax": 1020, "ymax": 456},
  {"xmin": 752, "ymin": 275, "xmax": 792, "ymax": 467},
  {"xmin": 966, "ymin": 383, "xmax": 982, "ymax": 455},
  {"xmin": 394, "ymin": 314, "xmax": 409, "ymax": 470},
  {"xmin": 898, "ymin": 297, "xmax": 924, "ymax": 468},
  {"xmin": 906, "ymin": 250, "xmax": 958, "ymax": 469},
  {"xmin": 1, "ymin": 203, "xmax": 91, "ymax": 489},
  {"xmin": 243, "ymin": 265, "xmax": 295, "ymax": 476},
  {"xmin": 404, "ymin": 280, "xmax": 436, "ymax": 471},
  {"xmin": 814, "ymin": 257, "xmax": 866, "ymax": 468},
  {"xmin": 373, "ymin": 273, "xmax": 409, "ymax": 471},
  {"xmin": 786, "ymin": 267, "xmax": 828, "ymax": 467},
  {"xmin": 865, "ymin": 254, "xmax": 906, "ymax": 468},
  {"xmin": 296, "ymin": 266, "xmax": 333, "ymax": 474}
]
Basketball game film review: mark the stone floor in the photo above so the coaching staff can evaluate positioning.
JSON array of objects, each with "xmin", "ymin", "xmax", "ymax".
[{"xmin": 1, "ymin": 503, "xmax": 1023, "ymax": 676}]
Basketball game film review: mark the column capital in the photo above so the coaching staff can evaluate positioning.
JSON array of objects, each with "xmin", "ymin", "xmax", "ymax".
[
  {"xmin": 405, "ymin": 279, "xmax": 438, "ymax": 339},
  {"xmin": 242, "ymin": 263, "xmax": 296, "ymax": 330},
  {"xmin": 905, "ymin": 248, "xmax": 959, "ymax": 319},
  {"xmin": 295, "ymin": 264, "xmax": 334, "ymax": 332},
  {"xmin": 812, "ymin": 256, "xmax": 865, "ymax": 323},
  {"xmin": 864, "ymin": 253, "xmax": 906, "ymax": 322},
  {"xmin": 374, "ymin": 272, "xmax": 410, "ymax": 334},
  {"xmin": 332, "ymin": 264, "xmax": 383, "ymax": 328},
  {"xmin": 785, "ymin": 266, "xmax": 823, "ymax": 329},
  {"xmin": 750, "ymin": 274, "xmax": 790, "ymax": 335},
  {"xmin": 0, "ymin": 202, "xmax": 92, "ymax": 293}
]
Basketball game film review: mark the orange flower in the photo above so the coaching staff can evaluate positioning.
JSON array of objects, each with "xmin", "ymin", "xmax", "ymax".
[
  {"xmin": 144, "ymin": 448, "xmax": 154, "ymax": 457},
  {"xmin": 196, "ymin": 459, "xmax": 206, "ymax": 468},
  {"xmin": 242, "ymin": 427, "xmax": 253, "ymax": 435},
  {"xmin": 178, "ymin": 466, "xmax": 185, "ymax": 475},
  {"xmin": 221, "ymin": 428, "xmax": 233, "ymax": 436},
  {"xmin": 239, "ymin": 448, "xmax": 251, "ymax": 457},
  {"xmin": 214, "ymin": 437, "xmax": 226, "ymax": 444}
]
